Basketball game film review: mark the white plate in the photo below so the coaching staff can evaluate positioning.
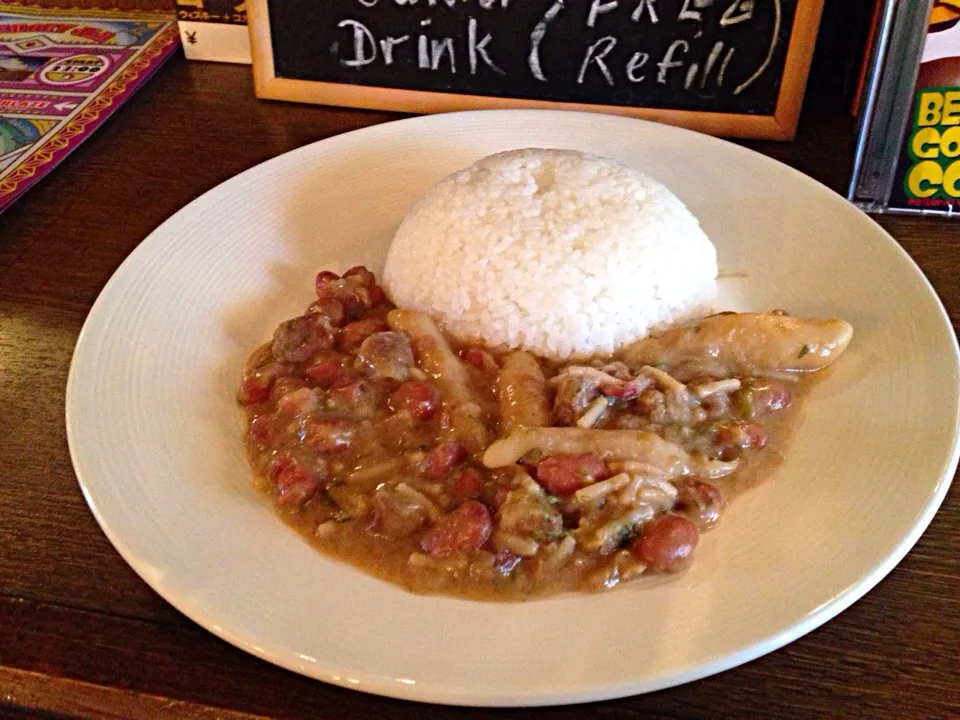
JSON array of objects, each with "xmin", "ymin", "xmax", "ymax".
[{"xmin": 67, "ymin": 110, "xmax": 960, "ymax": 707}]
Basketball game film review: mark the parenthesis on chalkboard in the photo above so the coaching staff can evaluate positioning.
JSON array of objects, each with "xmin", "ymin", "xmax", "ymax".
[
  {"xmin": 528, "ymin": 0, "xmax": 564, "ymax": 82},
  {"xmin": 733, "ymin": 0, "xmax": 780, "ymax": 95}
]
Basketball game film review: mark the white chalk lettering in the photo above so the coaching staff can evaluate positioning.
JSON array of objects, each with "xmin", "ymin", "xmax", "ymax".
[
  {"xmin": 578, "ymin": 35, "xmax": 616, "ymax": 85},
  {"xmin": 678, "ymin": 0, "xmax": 714, "ymax": 22},
  {"xmin": 337, "ymin": 19, "xmax": 377, "ymax": 67},
  {"xmin": 418, "ymin": 32, "xmax": 428, "ymax": 67},
  {"xmin": 717, "ymin": 46, "xmax": 734, "ymax": 86},
  {"xmin": 356, "ymin": 0, "xmax": 378, "ymax": 7},
  {"xmin": 587, "ymin": 0, "xmax": 618, "ymax": 27},
  {"xmin": 468, "ymin": 17, "xmax": 504, "ymax": 74},
  {"xmin": 379, "ymin": 35, "xmax": 409, "ymax": 65},
  {"xmin": 631, "ymin": 0, "xmax": 658, "ymax": 23},
  {"xmin": 702, "ymin": 40, "xmax": 723, "ymax": 87},
  {"xmin": 529, "ymin": 0, "xmax": 564, "ymax": 82},
  {"xmin": 657, "ymin": 39, "xmax": 687, "ymax": 83},
  {"xmin": 720, "ymin": 0, "xmax": 754, "ymax": 26},
  {"xmin": 625, "ymin": 51, "xmax": 649, "ymax": 82},
  {"xmin": 430, "ymin": 36, "xmax": 456, "ymax": 72}
]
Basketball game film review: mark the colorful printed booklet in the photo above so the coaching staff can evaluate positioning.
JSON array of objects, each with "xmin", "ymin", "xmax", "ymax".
[{"xmin": 0, "ymin": 2, "xmax": 179, "ymax": 213}]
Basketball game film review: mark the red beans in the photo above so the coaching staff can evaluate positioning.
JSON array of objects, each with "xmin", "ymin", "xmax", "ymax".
[
  {"xmin": 421, "ymin": 441, "xmax": 466, "ymax": 480},
  {"xmin": 238, "ymin": 363, "xmax": 286, "ymax": 406},
  {"xmin": 337, "ymin": 318, "xmax": 389, "ymax": 352},
  {"xmin": 390, "ymin": 381, "xmax": 440, "ymax": 420},
  {"xmin": 248, "ymin": 415, "xmax": 274, "ymax": 448},
  {"xmin": 269, "ymin": 453, "xmax": 324, "ymax": 506},
  {"xmin": 734, "ymin": 379, "xmax": 793, "ymax": 419},
  {"xmin": 452, "ymin": 468, "xmax": 485, "ymax": 502},
  {"xmin": 315, "ymin": 270, "xmax": 340, "ymax": 292},
  {"xmin": 298, "ymin": 416, "xmax": 358, "ymax": 454},
  {"xmin": 272, "ymin": 314, "xmax": 336, "ymax": 364},
  {"xmin": 675, "ymin": 479, "xmax": 725, "ymax": 530},
  {"xmin": 420, "ymin": 501, "xmax": 493, "ymax": 557},
  {"xmin": 749, "ymin": 380, "xmax": 793, "ymax": 416},
  {"xmin": 492, "ymin": 485, "xmax": 511, "ymax": 510},
  {"xmin": 462, "ymin": 347, "xmax": 498, "ymax": 374},
  {"xmin": 630, "ymin": 514, "xmax": 699, "ymax": 572},
  {"xmin": 535, "ymin": 454, "xmax": 610, "ymax": 496},
  {"xmin": 712, "ymin": 420, "xmax": 769, "ymax": 460},
  {"xmin": 304, "ymin": 359, "xmax": 345, "ymax": 389}
]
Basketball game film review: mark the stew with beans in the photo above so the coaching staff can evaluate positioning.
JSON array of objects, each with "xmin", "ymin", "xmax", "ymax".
[{"xmin": 238, "ymin": 266, "xmax": 850, "ymax": 599}]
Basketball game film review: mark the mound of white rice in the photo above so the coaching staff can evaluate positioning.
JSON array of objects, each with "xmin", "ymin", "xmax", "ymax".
[{"xmin": 382, "ymin": 148, "xmax": 717, "ymax": 360}]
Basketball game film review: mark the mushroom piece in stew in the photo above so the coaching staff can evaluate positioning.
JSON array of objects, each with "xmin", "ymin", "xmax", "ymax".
[{"xmin": 238, "ymin": 266, "xmax": 852, "ymax": 599}]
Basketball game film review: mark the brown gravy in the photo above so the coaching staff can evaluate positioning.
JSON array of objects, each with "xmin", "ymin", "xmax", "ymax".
[{"xmin": 239, "ymin": 266, "xmax": 832, "ymax": 601}]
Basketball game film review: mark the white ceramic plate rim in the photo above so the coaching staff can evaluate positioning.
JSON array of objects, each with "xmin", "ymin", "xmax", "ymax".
[{"xmin": 66, "ymin": 109, "xmax": 960, "ymax": 706}]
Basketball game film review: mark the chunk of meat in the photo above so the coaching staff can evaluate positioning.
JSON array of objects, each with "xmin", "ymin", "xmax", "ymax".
[
  {"xmin": 270, "ymin": 377, "xmax": 307, "ymax": 403},
  {"xmin": 421, "ymin": 441, "xmax": 467, "ymax": 480},
  {"xmin": 298, "ymin": 416, "xmax": 358, "ymax": 453},
  {"xmin": 494, "ymin": 488, "xmax": 564, "ymax": 555},
  {"xmin": 630, "ymin": 514, "xmax": 699, "ymax": 572},
  {"xmin": 621, "ymin": 312, "xmax": 853, "ymax": 377},
  {"xmin": 272, "ymin": 314, "xmax": 336, "ymax": 364},
  {"xmin": 551, "ymin": 372, "xmax": 600, "ymax": 426},
  {"xmin": 306, "ymin": 298, "xmax": 346, "ymax": 327},
  {"xmin": 389, "ymin": 381, "xmax": 440, "ymax": 420},
  {"xmin": 276, "ymin": 387, "xmax": 321, "ymax": 416},
  {"xmin": 483, "ymin": 427, "xmax": 738, "ymax": 480},
  {"xmin": 269, "ymin": 453, "xmax": 326, "ymax": 506},
  {"xmin": 368, "ymin": 483, "xmax": 431, "ymax": 538},
  {"xmin": 337, "ymin": 318, "xmax": 389, "ymax": 353},
  {"xmin": 326, "ymin": 379, "xmax": 376, "ymax": 419},
  {"xmin": 315, "ymin": 266, "xmax": 385, "ymax": 318},
  {"xmin": 356, "ymin": 331, "xmax": 414, "ymax": 380},
  {"xmin": 373, "ymin": 410, "xmax": 420, "ymax": 451},
  {"xmin": 552, "ymin": 367, "xmax": 653, "ymax": 425},
  {"xmin": 498, "ymin": 351, "xmax": 552, "ymax": 433},
  {"xmin": 674, "ymin": 478, "xmax": 725, "ymax": 530},
  {"xmin": 342, "ymin": 265, "xmax": 377, "ymax": 284},
  {"xmin": 387, "ymin": 309, "xmax": 488, "ymax": 454},
  {"xmin": 420, "ymin": 501, "xmax": 493, "ymax": 557},
  {"xmin": 536, "ymin": 454, "xmax": 610, "ymax": 496}
]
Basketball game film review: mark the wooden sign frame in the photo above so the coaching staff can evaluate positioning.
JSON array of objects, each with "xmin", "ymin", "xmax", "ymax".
[{"xmin": 249, "ymin": 0, "xmax": 824, "ymax": 140}]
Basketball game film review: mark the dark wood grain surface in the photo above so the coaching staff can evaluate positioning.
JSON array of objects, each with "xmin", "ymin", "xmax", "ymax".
[{"xmin": 1, "ymin": 49, "xmax": 958, "ymax": 720}]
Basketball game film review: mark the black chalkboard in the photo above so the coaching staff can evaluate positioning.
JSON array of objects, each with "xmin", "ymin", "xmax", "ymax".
[{"xmin": 250, "ymin": 0, "xmax": 824, "ymax": 139}]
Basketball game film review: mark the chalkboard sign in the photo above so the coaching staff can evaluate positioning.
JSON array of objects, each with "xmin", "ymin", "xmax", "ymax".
[{"xmin": 248, "ymin": 0, "xmax": 824, "ymax": 139}]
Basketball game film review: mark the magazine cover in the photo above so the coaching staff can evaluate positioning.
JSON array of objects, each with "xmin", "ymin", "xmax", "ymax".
[
  {"xmin": 889, "ymin": 0, "xmax": 960, "ymax": 212},
  {"xmin": 0, "ymin": 2, "xmax": 179, "ymax": 213}
]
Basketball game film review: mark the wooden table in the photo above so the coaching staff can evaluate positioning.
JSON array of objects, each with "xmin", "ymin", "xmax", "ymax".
[{"xmin": 1, "ymin": 56, "xmax": 957, "ymax": 720}]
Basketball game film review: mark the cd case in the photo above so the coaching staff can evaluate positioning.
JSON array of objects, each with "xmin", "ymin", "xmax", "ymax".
[{"xmin": 849, "ymin": 0, "xmax": 960, "ymax": 216}]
